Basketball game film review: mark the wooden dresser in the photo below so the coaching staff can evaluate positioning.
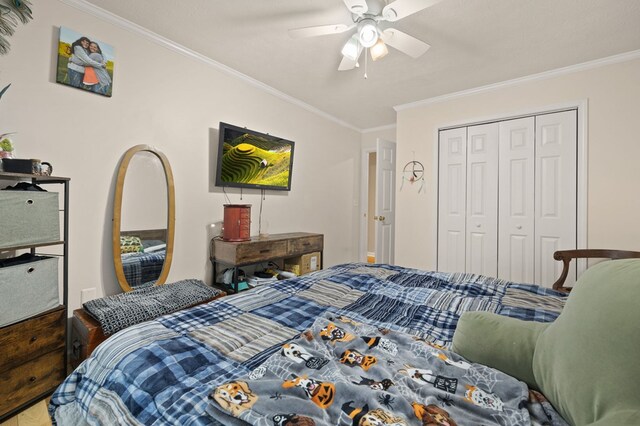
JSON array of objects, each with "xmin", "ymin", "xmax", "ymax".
[
  {"xmin": 0, "ymin": 307, "xmax": 66, "ymax": 419},
  {"xmin": 211, "ymin": 232, "xmax": 324, "ymax": 293},
  {"xmin": 0, "ymin": 173, "xmax": 70, "ymax": 421}
]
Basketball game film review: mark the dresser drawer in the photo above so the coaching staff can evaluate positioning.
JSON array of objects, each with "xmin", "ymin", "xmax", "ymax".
[
  {"xmin": 0, "ymin": 348, "xmax": 65, "ymax": 418},
  {"xmin": 235, "ymin": 240, "xmax": 288, "ymax": 264},
  {"xmin": 0, "ymin": 307, "xmax": 65, "ymax": 371},
  {"xmin": 0, "ymin": 191, "xmax": 60, "ymax": 249},
  {"xmin": 0, "ymin": 255, "xmax": 60, "ymax": 328},
  {"xmin": 288, "ymin": 235, "xmax": 323, "ymax": 254}
]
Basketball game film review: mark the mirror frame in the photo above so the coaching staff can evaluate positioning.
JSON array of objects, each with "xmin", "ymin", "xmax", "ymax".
[{"xmin": 112, "ymin": 144, "xmax": 176, "ymax": 292}]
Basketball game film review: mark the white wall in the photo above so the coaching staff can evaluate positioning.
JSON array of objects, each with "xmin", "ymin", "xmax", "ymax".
[
  {"xmin": 120, "ymin": 151, "xmax": 167, "ymax": 232},
  {"xmin": 361, "ymin": 127, "xmax": 397, "ymax": 150},
  {"xmin": 0, "ymin": 1, "xmax": 362, "ymax": 312},
  {"xmin": 395, "ymin": 57, "xmax": 640, "ymax": 271}
]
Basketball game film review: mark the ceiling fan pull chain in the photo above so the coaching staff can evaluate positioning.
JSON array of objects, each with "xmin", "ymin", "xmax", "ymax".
[{"xmin": 364, "ymin": 48, "xmax": 368, "ymax": 79}]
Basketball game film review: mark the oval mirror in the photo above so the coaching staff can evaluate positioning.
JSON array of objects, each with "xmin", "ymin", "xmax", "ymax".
[{"xmin": 112, "ymin": 145, "xmax": 175, "ymax": 292}]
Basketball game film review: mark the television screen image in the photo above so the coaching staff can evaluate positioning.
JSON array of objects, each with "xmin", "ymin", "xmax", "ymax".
[{"xmin": 215, "ymin": 122, "xmax": 295, "ymax": 191}]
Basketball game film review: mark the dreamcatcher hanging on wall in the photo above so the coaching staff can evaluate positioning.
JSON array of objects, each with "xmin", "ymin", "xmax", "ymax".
[
  {"xmin": 400, "ymin": 160, "xmax": 425, "ymax": 193},
  {"xmin": 0, "ymin": 0, "xmax": 33, "ymax": 55}
]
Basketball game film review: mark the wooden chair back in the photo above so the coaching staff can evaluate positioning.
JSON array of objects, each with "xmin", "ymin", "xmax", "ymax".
[{"xmin": 553, "ymin": 249, "xmax": 640, "ymax": 292}]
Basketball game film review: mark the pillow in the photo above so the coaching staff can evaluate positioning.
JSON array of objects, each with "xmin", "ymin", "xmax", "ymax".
[
  {"xmin": 533, "ymin": 259, "xmax": 640, "ymax": 426},
  {"xmin": 451, "ymin": 311, "xmax": 548, "ymax": 389},
  {"xmin": 452, "ymin": 259, "xmax": 640, "ymax": 425},
  {"xmin": 120, "ymin": 235, "xmax": 143, "ymax": 254},
  {"xmin": 143, "ymin": 243, "xmax": 166, "ymax": 253},
  {"xmin": 141, "ymin": 239, "xmax": 165, "ymax": 250}
]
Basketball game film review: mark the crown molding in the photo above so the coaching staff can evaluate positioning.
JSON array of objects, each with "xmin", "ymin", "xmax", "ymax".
[
  {"xmin": 361, "ymin": 123, "xmax": 396, "ymax": 133},
  {"xmin": 395, "ymin": 49, "xmax": 640, "ymax": 112},
  {"xmin": 57, "ymin": 0, "xmax": 362, "ymax": 133}
]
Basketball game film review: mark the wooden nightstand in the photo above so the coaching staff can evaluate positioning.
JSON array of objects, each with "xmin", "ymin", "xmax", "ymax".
[{"xmin": 210, "ymin": 232, "xmax": 324, "ymax": 293}]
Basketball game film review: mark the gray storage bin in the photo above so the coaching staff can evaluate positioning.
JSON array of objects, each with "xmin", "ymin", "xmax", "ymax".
[
  {"xmin": 0, "ymin": 256, "xmax": 59, "ymax": 327},
  {"xmin": 0, "ymin": 191, "xmax": 60, "ymax": 249}
]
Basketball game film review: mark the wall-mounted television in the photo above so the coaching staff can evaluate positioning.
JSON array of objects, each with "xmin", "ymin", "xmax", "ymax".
[{"xmin": 215, "ymin": 122, "xmax": 295, "ymax": 191}]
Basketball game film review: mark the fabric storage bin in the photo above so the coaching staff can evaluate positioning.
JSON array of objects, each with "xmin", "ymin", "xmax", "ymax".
[
  {"xmin": 0, "ymin": 255, "xmax": 59, "ymax": 327},
  {"xmin": 0, "ymin": 191, "xmax": 60, "ymax": 249}
]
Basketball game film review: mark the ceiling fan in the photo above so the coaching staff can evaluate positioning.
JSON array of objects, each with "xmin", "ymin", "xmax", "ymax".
[{"xmin": 288, "ymin": 0, "xmax": 441, "ymax": 71}]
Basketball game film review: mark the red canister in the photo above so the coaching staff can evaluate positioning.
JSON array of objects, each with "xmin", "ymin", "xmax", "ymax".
[{"xmin": 222, "ymin": 204, "xmax": 251, "ymax": 241}]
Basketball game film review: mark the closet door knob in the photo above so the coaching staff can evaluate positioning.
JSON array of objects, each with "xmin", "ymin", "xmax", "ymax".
[{"xmin": 516, "ymin": 225, "xmax": 522, "ymax": 230}]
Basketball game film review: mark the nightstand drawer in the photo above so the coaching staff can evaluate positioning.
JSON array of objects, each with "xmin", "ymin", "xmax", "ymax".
[
  {"xmin": 236, "ymin": 240, "xmax": 288, "ymax": 263},
  {"xmin": 288, "ymin": 235, "xmax": 323, "ymax": 254},
  {"xmin": 0, "ymin": 307, "xmax": 65, "ymax": 371},
  {"xmin": 0, "ymin": 348, "xmax": 65, "ymax": 418}
]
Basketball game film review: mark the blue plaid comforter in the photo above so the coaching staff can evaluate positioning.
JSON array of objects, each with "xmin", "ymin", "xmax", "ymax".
[
  {"xmin": 50, "ymin": 263, "xmax": 567, "ymax": 425},
  {"xmin": 122, "ymin": 250, "xmax": 166, "ymax": 288}
]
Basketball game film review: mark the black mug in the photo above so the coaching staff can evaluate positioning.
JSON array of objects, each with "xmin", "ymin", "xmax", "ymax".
[{"xmin": 31, "ymin": 159, "xmax": 53, "ymax": 176}]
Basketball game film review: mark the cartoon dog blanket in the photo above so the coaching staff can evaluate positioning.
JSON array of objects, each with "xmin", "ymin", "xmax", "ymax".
[{"xmin": 208, "ymin": 313, "xmax": 566, "ymax": 425}]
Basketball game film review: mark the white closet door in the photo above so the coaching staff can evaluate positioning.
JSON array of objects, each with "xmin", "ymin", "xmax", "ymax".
[
  {"xmin": 438, "ymin": 127, "xmax": 467, "ymax": 273},
  {"xmin": 466, "ymin": 123, "xmax": 499, "ymax": 277},
  {"xmin": 498, "ymin": 117, "xmax": 535, "ymax": 283},
  {"xmin": 535, "ymin": 110, "xmax": 577, "ymax": 287}
]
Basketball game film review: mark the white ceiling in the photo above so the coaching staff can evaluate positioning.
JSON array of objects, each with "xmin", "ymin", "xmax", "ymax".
[{"xmin": 84, "ymin": 0, "xmax": 640, "ymax": 130}]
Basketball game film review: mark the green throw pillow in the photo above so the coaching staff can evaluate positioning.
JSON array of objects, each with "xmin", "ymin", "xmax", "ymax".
[
  {"xmin": 451, "ymin": 311, "xmax": 548, "ymax": 389},
  {"xmin": 120, "ymin": 235, "xmax": 143, "ymax": 254},
  {"xmin": 452, "ymin": 259, "xmax": 640, "ymax": 425},
  {"xmin": 533, "ymin": 259, "xmax": 640, "ymax": 426}
]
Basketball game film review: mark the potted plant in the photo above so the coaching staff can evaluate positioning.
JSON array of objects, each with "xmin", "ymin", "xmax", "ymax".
[
  {"xmin": 0, "ymin": 83, "xmax": 14, "ymax": 159},
  {"xmin": 0, "ymin": 135, "xmax": 14, "ymax": 159}
]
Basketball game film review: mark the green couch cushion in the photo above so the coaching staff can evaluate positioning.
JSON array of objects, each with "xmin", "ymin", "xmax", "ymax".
[
  {"xmin": 533, "ymin": 259, "xmax": 640, "ymax": 426},
  {"xmin": 451, "ymin": 311, "xmax": 548, "ymax": 389}
]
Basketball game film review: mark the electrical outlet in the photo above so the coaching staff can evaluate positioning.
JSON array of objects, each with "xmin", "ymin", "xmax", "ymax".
[{"xmin": 81, "ymin": 288, "xmax": 97, "ymax": 304}]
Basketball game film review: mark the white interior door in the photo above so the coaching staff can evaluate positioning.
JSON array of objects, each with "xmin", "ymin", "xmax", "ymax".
[
  {"xmin": 438, "ymin": 127, "xmax": 467, "ymax": 273},
  {"xmin": 466, "ymin": 123, "xmax": 499, "ymax": 276},
  {"xmin": 375, "ymin": 139, "xmax": 396, "ymax": 264},
  {"xmin": 535, "ymin": 110, "xmax": 577, "ymax": 286},
  {"xmin": 498, "ymin": 117, "xmax": 535, "ymax": 283}
]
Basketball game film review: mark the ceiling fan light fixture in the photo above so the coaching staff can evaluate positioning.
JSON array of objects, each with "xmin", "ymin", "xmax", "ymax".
[
  {"xmin": 370, "ymin": 38, "xmax": 388, "ymax": 61},
  {"xmin": 358, "ymin": 19, "xmax": 379, "ymax": 48},
  {"xmin": 341, "ymin": 35, "xmax": 361, "ymax": 61},
  {"xmin": 382, "ymin": 7, "xmax": 397, "ymax": 21}
]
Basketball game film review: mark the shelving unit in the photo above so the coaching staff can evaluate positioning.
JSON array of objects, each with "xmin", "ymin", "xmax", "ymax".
[{"xmin": 0, "ymin": 172, "xmax": 69, "ymax": 422}]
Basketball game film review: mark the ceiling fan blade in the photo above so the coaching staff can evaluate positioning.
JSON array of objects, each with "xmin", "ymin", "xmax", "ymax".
[
  {"xmin": 338, "ymin": 48, "xmax": 363, "ymax": 71},
  {"xmin": 342, "ymin": 0, "xmax": 368, "ymax": 15},
  {"xmin": 381, "ymin": 28, "xmax": 431, "ymax": 58},
  {"xmin": 338, "ymin": 56, "xmax": 357, "ymax": 71},
  {"xmin": 381, "ymin": 0, "xmax": 442, "ymax": 22},
  {"xmin": 288, "ymin": 23, "xmax": 353, "ymax": 39}
]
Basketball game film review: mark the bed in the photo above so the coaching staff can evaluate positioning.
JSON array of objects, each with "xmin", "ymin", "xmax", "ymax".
[
  {"xmin": 120, "ymin": 229, "xmax": 168, "ymax": 288},
  {"xmin": 50, "ymin": 262, "xmax": 569, "ymax": 425}
]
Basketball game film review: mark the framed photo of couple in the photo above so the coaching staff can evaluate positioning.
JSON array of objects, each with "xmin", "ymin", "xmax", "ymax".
[{"xmin": 56, "ymin": 27, "xmax": 114, "ymax": 97}]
